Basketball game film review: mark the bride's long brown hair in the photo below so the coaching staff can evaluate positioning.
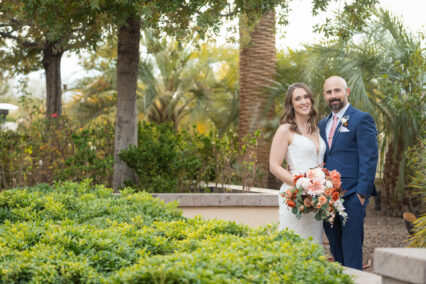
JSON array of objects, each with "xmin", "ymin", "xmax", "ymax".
[{"xmin": 280, "ymin": 82, "xmax": 318, "ymax": 134}]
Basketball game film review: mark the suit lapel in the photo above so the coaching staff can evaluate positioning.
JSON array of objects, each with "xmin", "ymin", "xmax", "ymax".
[
  {"xmin": 321, "ymin": 113, "xmax": 332, "ymax": 152},
  {"xmin": 329, "ymin": 105, "xmax": 354, "ymax": 152}
]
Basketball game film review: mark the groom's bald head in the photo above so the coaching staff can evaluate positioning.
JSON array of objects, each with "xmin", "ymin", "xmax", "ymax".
[{"xmin": 324, "ymin": 76, "xmax": 348, "ymax": 89}]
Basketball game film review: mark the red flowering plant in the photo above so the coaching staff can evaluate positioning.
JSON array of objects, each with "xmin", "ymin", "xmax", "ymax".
[{"xmin": 280, "ymin": 167, "xmax": 348, "ymax": 225}]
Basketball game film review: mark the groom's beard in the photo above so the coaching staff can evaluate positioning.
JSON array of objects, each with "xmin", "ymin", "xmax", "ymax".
[{"xmin": 327, "ymin": 99, "xmax": 345, "ymax": 111}]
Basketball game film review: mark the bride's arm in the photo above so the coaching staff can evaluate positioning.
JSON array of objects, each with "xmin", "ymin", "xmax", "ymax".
[{"xmin": 269, "ymin": 124, "xmax": 294, "ymax": 186}]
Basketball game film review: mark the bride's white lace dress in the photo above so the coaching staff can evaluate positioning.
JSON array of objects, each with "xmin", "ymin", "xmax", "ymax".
[{"xmin": 278, "ymin": 133, "xmax": 327, "ymax": 243}]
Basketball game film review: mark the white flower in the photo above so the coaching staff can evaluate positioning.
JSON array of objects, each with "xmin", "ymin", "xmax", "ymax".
[
  {"xmin": 296, "ymin": 178, "xmax": 311, "ymax": 189},
  {"xmin": 333, "ymin": 199, "xmax": 348, "ymax": 224},
  {"xmin": 326, "ymin": 180, "xmax": 333, "ymax": 188}
]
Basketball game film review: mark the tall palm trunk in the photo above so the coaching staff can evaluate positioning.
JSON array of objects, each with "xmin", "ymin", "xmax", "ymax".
[
  {"xmin": 239, "ymin": 11, "xmax": 277, "ymax": 188},
  {"xmin": 42, "ymin": 43, "xmax": 63, "ymax": 117},
  {"xmin": 112, "ymin": 16, "xmax": 140, "ymax": 190}
]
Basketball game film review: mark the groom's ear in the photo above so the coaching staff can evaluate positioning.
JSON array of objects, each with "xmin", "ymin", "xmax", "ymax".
[{"xmin": 346, "ymin": 88, "xmax": 351, "ymax": 95}]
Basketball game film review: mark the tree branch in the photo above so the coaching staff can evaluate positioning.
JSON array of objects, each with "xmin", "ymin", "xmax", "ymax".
[{"xmin": 0, "ymin": 31, "xmax": 38, "ymax": 48}]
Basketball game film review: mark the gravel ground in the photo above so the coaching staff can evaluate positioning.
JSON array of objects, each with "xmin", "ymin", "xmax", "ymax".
[{"xmin": 323, "ymin": 199, "xmax": 411, "ymax": 272}]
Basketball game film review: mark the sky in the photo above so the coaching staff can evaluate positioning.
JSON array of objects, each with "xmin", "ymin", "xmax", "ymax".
[{"xmin": 7, "ymin": 0, "xmax": 426, "ymax": 98}]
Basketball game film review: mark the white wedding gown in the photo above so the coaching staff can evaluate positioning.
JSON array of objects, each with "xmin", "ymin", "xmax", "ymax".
[{"xmin": 278, "ymin": 133, "xmax": 327, "ymax": 244}]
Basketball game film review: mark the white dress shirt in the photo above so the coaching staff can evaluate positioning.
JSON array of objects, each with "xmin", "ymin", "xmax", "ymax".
[{"xmin": 326, "ymin": 103, "xmax": 351, "ymax": 138}]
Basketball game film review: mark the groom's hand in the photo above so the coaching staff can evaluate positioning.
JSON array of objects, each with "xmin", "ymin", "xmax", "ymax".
[{"xmin": 357, "ymin": 193, "xmax": 366, "ymax": 205}]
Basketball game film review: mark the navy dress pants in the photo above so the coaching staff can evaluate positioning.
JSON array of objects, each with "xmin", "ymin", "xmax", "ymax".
[{"xmin": 323, "ymin": 192, "xmax": 369, "ymax": 270}]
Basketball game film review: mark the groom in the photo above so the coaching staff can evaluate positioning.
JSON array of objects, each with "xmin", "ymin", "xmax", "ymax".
[{"xmin": 318, "ymin": 76, "xmax": 378, "ymax": 270}]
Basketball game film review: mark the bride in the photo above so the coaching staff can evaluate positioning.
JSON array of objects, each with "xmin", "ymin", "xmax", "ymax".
[{"xmin": 269, "ymin": 82, "xmax": 326, "ymax": 244}]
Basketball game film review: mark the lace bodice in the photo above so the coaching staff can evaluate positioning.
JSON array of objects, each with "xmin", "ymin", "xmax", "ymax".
[{"xmin": 286, "ymin": 133, "xmax": 326, "ymax": 176}]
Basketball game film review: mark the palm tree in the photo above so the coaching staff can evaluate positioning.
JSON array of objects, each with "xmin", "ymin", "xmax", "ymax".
[
  {"xmin": 239, "ymin": 11, "xmax": 276, "ymax": 188},
  {"xmin": 139, "ymin": 31, "xmax": 239, "ymax": 132}
]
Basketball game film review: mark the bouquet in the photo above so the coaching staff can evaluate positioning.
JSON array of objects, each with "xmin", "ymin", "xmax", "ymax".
[{"xmin": 280, "ymin": 167, "xmax": 347, "ymax": 225}]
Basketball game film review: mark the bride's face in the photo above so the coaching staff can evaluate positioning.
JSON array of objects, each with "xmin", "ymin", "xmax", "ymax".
[{"xmin": 292, "ymin": 88, "xmax": 312, "ymax": 117}]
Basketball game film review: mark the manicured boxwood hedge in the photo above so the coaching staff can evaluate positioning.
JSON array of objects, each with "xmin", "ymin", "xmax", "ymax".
[{"xmin": 0, "ymin": 182, "xmax": 353, "ymax": 283}]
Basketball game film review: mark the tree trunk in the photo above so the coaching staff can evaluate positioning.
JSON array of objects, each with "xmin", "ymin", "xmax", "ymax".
[
  {"xmin": 239, "ymin": 11, "xmax": 277, "ymax": 188},
  {"xmin": 112, "ymin": 16, "xmax": 140, "ymax": 190},
  {"xmin": 42, "ymin": 43, "xmax": 63, "ymax": 116}
]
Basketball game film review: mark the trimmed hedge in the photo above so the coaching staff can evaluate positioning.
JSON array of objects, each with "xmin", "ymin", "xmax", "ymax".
[{"xmin": 0, "ymin": 182, "xmax": 353, "ymax": 283}]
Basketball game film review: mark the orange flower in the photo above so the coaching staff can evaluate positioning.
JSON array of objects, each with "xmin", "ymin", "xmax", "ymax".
[
  {"xmin": 330, "ymin": 170, "xmax": 341, "ymax": 180},
  {"xmin": 286, "ymin": 190, "xmax": 292, "ymax": 198},
  {"xmin": 280, "ymin": 193, "xmax": 285, "ymax": 197},
  {"xmin": 318, "ymin": 195, "xmax": 327, "ymax": 205},
  {"xmin": 316, "ymin": 202, "xmax": 323, "ymax": 209},
  {"xmin": 287, "ymin": 200, "xmax": 296, "ymax": 208},
  {"xmin": 332, "ymin": 192, "xmax": 340, "ymax": 201},
  {"xmin": 324, "ymin": 188, "xmax": 332, "ymax": 196},
  {"xmin": 293, "ymin": 174, "xmax": 304, "ymax": 185},
  {"xmin": 299, "ymin": 206, "xmax": 304, "ymax": 211}
]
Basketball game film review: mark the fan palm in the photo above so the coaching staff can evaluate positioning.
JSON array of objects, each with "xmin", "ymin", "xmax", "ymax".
[{"xmin": 138, "ymin": 31, "xmax": 239, "ymax": 133}]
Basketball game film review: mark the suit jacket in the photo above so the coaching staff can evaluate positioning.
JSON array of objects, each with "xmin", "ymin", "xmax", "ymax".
[{"xmin": 319, "ymin": 105, "xmax": 378, "ymax": 197}]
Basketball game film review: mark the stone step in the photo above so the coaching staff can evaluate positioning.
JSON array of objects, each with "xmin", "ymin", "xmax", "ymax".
[
  {"xmin": 374, "ymin": 248, "xmax": 426, "ymax": 284},
  {"xmin": 344, "ymin": 267, "xmax": 382, "ymax": 284}
]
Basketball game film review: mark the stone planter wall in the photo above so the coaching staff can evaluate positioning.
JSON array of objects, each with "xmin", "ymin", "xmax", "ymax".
[{"xmin": 152, "ymin": 190, "xmax": 279, "ymax": 227}]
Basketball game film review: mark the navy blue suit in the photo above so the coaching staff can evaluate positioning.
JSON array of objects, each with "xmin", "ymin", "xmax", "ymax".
[{"xmin": 318, "ymin": 105, "xmax": 378, "ymax": 270}]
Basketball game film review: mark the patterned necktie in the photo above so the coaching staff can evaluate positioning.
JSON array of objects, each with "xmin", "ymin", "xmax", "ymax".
[{"xmin": 328, "ymin": 115, "xmax": 339, "ymax": 147}]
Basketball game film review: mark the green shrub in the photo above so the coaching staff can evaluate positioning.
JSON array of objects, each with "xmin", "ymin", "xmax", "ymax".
[
  {"xmin": 120, "ymin": 122, "xmax": 262, "ymax": 193},
  {"xmin": 0, "ymin": 116, "xmax": 114, "ymax": 190},
  {"xmin": 0, "ymin": 182, "xmax": 353, "ymax": 283}
]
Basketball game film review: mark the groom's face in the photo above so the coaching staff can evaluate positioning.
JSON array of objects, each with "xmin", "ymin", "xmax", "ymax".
[{"xmin": 323, "ymin": 78, "xmax": 350, "ymax": 112}]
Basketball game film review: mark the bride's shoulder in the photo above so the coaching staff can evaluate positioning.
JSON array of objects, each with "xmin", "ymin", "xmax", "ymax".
[
  {"xmin": 276, "ymin": 123, "xmax": 291, "ymax": 133},
  {"xmin": 275, "ymin": 123, "xmax": 295, "ymax": 138}
]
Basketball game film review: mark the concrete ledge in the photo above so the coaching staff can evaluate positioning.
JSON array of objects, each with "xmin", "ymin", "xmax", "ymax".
[
  {"xmin": 344, "ymin": 267, "xmax": 381, "ymax": 284},
  {"xmin": 181, "ymin": 207, "xmax": 278, "ymax": 227},
  {"xmin": 152, "ymin": 193, "xmax": 279, "ymax": 207},
  {"xmin": 374, "ymin": 248, "xmax": 426, "ymax": 284}
]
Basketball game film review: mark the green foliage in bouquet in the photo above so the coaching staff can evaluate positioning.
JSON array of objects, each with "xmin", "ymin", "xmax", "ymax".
[{"xmin": 0, "ymin": 182, "xmax": 353, "ymax": 283}]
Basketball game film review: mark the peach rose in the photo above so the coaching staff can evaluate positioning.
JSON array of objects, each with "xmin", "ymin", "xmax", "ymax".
[
  {"xmin": 299, "ymin": 206, "xmax": 304, "ymax": 211},
  {"xmin": 318, "ymin": 195, "xmax": 327, "ymax": 205},
  {"xmin": 316, "ymin": 202, "xmax": 323, "ymax": 209},
  {"xmin": 324, "ymin": 188, "xmax": 332, "ymax": 196},
  {"xmin": 307, "ymin": 178, "xmax": 324, "ymax": 194}
]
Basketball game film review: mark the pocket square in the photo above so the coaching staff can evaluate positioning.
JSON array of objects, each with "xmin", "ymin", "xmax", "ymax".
[{"xmin": 340, "ymin": 127, "xmax": 350, "ymax": 132}]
